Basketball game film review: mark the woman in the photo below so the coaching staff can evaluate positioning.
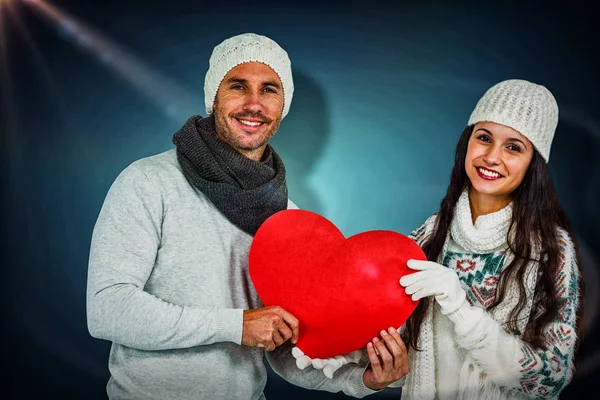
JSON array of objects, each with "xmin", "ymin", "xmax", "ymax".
[
  {"xmin": 294, "ymin": 79, "xmax": 584, "ymax": 399},
  {"xmin": 398, "ymin": 78, "xmax": 584, "ymax": 399}
]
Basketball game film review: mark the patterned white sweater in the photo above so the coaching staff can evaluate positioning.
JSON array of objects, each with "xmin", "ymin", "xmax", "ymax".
[{"xmin": 401, "ymin": 193, "xmax": 581, "ymax": 400}]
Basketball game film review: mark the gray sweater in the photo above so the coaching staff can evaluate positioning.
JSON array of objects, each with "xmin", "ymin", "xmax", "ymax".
[{"xmin": 87, "ymin": 149, "xmax": 376, "ymax": 400}]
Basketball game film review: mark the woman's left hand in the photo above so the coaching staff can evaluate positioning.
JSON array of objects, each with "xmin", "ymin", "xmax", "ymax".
[
  {"xmin": 399, "ymin": 259, "xmax": 467, "ymax": 315},
  {"xmin": 362, "ymin": 327, "xmax": 410, "ymax": 391}
]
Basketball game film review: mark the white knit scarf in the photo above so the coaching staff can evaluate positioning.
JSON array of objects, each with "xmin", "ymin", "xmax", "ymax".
[
  {"xmin": 450, "ymin": 189, "xmax": 513, "ymax": 254},
  {"xmin": 405, "ymin": 189, "xmax": 538, "ymax": 400}
]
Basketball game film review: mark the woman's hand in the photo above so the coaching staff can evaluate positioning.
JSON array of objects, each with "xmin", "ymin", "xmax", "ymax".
[
  {"xmin": 400, "ymin": 259, "xmax": 467, "ymax": 315},
  {"xmin": 362, "ymin": 327, "xmax": 410, "ymax": 391}
]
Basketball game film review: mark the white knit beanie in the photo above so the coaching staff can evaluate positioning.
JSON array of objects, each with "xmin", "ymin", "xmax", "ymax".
[
  {"xmin": 204, "ymin": 33, "xmax": 294, "ymax": 119},
  {"xmin": 467, "ymin": 79, "xmax": 558, "ymax": 162}
]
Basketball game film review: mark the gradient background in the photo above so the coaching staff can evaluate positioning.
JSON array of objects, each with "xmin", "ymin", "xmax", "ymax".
[{"xmin": 2, "ymin": 0, "xmax": 599, "ymax": 399}]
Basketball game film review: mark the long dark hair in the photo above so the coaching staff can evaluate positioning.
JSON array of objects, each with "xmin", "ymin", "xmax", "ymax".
[{"xmin": 404, "ymin": 125, "xmax": 585, "ymax": 369}]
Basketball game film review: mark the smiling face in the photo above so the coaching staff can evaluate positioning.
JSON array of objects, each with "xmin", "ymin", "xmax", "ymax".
[
  {"xmin": 212, "ymin": 62, "xmax": 284, "ymax": 161},
  {"xmin": 465, "ymin": 121, "xmax": 535, "ymax": 210}
]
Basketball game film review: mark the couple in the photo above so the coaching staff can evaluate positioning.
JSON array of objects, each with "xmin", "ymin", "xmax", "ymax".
[{"xmin": 86, "ymin": 33, "xmax": 584, "ymax": 399}]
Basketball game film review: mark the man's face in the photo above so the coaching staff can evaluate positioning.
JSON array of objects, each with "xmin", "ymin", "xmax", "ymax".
[{"xmin": 213, "ymin": 62, "xmax": 284, "ymax": 160}]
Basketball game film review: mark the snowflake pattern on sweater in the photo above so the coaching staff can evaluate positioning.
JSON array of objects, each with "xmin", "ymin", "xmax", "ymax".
[
  {"xmin": 517, "ymin": 230, "xmax": 580, "ymax": 399},
  {"xmin": 443, "ymin": 251, "xmax": 506, "ymax": 309},
  {"xmin": 438, "ymin": 230, "xmax": 580, "ymax": 399}
]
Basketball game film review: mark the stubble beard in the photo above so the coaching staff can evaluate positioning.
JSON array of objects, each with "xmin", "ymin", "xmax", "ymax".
[{"xmin": 213, "ymin": 104, "xmax": 282, "ymax": 152}]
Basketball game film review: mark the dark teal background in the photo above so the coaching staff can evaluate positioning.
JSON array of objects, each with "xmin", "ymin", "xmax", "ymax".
[{"xmin": 2, "ymin": 0, "xmax": 598, "ymax": 398}]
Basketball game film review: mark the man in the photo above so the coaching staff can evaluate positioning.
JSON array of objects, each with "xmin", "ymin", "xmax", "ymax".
[{"xmin": 87, "ymin": 33, "xmax": 405, "ymax": 400}]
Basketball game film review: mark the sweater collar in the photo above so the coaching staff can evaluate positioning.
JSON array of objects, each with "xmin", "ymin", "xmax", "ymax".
[{"xmin": 450, "ymin": 188, "xmax": 513, "ymax": 253}]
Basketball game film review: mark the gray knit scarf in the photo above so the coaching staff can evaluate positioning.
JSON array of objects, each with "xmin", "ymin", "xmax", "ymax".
[{"xmin": 172, "ymin": 115, "xmax": 288, "ymax": 236}]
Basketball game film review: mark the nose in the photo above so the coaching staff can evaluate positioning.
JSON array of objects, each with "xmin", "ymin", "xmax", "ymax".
[
  {"xmin": 242, "ymin": 90, "xmax": 262, "ymax": 113},
  {"xmin": 483, "ymin": 144, "xmax": 501, "ymax": 165}
]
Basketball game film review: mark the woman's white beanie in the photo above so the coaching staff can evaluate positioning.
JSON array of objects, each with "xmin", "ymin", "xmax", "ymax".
[{"xmin": 468, "ymin": 79, "xmax": 558, "ymax": 162}]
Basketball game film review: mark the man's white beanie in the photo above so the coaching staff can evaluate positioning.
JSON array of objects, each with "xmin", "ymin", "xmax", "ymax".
[
  {"xmin": 204, "ymin": 33, "xmax": 294, "ymax": 119},
  {"xmin": 468, "ymin": 79, "xmax": 558, "ymax": 162}
]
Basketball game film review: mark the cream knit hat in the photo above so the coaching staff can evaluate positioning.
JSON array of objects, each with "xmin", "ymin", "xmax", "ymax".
[
  {"xmin": 467, "ymin": 79, "xmax": 558, "ymax": 162},
  {"xmin": 204, "ymin": 33, "xmax": 294, "ymax": 119}
]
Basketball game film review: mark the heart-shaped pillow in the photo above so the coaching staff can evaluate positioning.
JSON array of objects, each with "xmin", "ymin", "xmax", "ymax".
[{"xmin": 249, "ymin": 209, "xmax": 426, "ymax": 359}]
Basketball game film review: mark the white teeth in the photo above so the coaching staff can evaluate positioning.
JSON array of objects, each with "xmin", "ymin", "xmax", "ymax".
[
  {"xmin": 478, "ymin": 167, "xmax": 500, "ymax": 178},
  {"xmin": 239, "ymin": 119, "xmax": 262, "ymax": 126}
]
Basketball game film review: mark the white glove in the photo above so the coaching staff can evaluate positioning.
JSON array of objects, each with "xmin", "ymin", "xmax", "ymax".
[
  {"xmin": 291, "ymin": 346, "xmax": 312, "ymax": 370},
  {"xmin": 399, "ymin": 259, "xmax": 467, "ymax": 315},
  {"xmin": 291, "ymin": 346, "xmax": 363, "ymax": 379}
]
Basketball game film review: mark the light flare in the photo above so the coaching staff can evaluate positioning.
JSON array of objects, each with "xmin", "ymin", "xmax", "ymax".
[{"xmin": 22, "ymin": 0, "xmax": 200, "ymax": 120}]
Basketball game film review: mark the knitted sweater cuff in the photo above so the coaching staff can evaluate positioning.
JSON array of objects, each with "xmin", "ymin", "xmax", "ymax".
[
  {"xmin": 214, "ymin": 308, "xmax": 244, "ymax": 344},
  {"xmin": 347, "ymin": 364, "xmax": 381, "ymax": 398},
  {"xmin": 446, "ymin": 301, "xmax": 485, "ymax": 336},
  {"xmin": 387, "ymin": 375, "xmax": 407, "ymax": 388}
]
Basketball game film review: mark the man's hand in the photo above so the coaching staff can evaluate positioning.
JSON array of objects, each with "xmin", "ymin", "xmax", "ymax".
[
  {"xmin": 362, "ymin": 327, "xmax": 409, "ymax": 391},
  {"xmin": 242, "ymin": 306, "xmax": 299, "ymax": 351}
]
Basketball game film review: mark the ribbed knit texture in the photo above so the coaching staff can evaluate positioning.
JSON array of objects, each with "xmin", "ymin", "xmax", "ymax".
[
  {"xmin": 172, "ymin": 115, "xmax": 288, "ymax": 236},
  {"xmin": 468, "ymin": 79, "xmax": 558, "ymax": 162},
  {"xmin": 204, "ymin": 33, "xmax": 294, "ymax": 118},
  {"xmin": 450, "ymin": 189, "xmax": 513, "ymax": 253}
]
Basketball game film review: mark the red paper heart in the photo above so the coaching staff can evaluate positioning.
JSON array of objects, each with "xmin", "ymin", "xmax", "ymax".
[{"xmin": 249, "ymin": 209, "xmax": 426, "ymax": 359}]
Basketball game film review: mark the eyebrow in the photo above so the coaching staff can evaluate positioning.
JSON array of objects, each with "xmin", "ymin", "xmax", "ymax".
[
  {"xmin": 224, "ymin": 77, "xmax": 281, "ymax": 89},
  {"xmin": 475, "ymin": 128, "xmax": 529, "ymax": 149}
]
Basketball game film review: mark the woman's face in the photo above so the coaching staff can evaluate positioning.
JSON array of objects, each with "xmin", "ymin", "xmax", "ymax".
[{"xmin": 465, "ymin": 122, "xmax": 535, "ymax": 205}]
